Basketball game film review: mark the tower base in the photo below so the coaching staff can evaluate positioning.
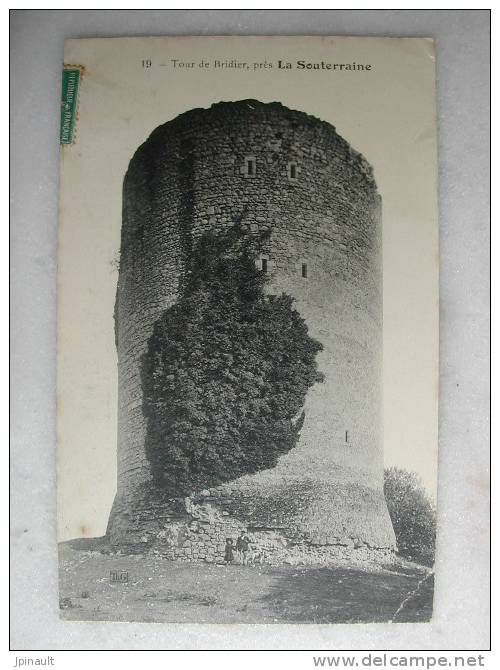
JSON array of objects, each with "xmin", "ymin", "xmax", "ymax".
[{"xmin": 107, "ymin": 466, "xmax": 396, "ymax": 564}]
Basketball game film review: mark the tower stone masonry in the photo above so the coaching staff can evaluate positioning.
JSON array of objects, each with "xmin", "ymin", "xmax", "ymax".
[{"xmin": 107, "ymin": 100, "xmax": 396, "ymax": 563}]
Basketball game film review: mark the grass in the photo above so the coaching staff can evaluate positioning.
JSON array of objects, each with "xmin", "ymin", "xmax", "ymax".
[{"xmin": 59, "ymin": 539, "xmax": 433, "ymax": 624}]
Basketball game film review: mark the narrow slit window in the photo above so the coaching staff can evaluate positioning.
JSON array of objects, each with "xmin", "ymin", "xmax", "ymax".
[
  {"xmin": 246, "ymin": 158, "xmax": 255, "ymax": 176},
  {"xmin": 290, "ymin": 164, "xmax": 297, "ymax": 179},
  {"xmin": 345, "ymin": 430, "xmax": 349, "ymax": 443},
  {"xmin": 261, "ymin": 258, "xmax": 268, "ymax": 273},
  {"xmin": 301, "ymin": 263, "xmax": 308, "ymax": 278}
]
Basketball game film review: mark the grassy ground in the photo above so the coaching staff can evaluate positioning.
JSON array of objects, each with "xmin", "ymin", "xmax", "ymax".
[{"xmin": 59, "ymin": 540, "xmax": 433, "ymax": 624}]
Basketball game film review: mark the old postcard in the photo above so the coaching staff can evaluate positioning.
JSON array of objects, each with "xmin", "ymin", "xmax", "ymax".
[{"xmin": 57, "ymin": 35, "xmax": 438, "ymax": 624}]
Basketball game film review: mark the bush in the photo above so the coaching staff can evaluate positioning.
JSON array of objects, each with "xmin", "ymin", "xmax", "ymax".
[
  {"xmin": 384, "ymin": 467, "xmax": 436, "ymax": 566},
  {"xmin": 142, "ymin": 229, "xmax": 323, "ymax": 496}
]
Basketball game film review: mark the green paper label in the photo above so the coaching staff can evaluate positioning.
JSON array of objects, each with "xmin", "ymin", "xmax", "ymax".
[{"xmin": 60, "ymin": 68, "xmax": 80, "ymax": 144}]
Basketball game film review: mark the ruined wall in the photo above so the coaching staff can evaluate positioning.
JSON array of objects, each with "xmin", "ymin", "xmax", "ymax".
[{"xmin": 108, "ymin": 100, "xmax": 396, "ymax": 552}]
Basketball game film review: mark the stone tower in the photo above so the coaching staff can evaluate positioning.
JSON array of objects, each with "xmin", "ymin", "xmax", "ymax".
[{"xmin": 107, "ymin": 100, "xmax": 396, "ymax": 560}]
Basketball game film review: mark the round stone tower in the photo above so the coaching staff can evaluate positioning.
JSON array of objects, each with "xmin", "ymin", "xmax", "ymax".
[{"xmin": 107, "ymin": 100, "xmax": 396, "ymax": 559}]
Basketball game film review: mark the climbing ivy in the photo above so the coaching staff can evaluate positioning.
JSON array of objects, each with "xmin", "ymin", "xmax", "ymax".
[{"xmin": 141, "ymin": 229, "xmax": 323, "ymax": 496}]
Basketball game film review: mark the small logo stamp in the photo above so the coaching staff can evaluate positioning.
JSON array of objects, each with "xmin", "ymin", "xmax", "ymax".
[
  {"xmin": 109, "ymin": 570, "xmax": 129, "ymax": 583},
  {"xmin": 60, "ymin": 66, "xmax": 82, "ymax": 145}
]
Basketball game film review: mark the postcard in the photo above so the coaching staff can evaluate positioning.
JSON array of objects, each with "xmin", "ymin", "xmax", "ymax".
[{"xmin": 57, "ymin": 35, "xmax": 438, "ymax": 624}]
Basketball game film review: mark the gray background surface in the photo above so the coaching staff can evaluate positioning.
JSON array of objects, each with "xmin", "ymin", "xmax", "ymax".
[{"xmin": 10, "ymin": 9, "xmax": 490, "ymax": 650}]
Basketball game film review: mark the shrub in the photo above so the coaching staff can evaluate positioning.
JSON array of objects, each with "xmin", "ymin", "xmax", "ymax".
[
  {"xmin": 384, "ymin": 467, "xmax": 436, "ymax": 566},
  {"xmin": 142, "ymin": 229, "xmax": 323, "ymax": 496}
]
